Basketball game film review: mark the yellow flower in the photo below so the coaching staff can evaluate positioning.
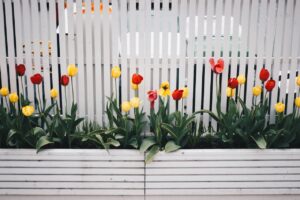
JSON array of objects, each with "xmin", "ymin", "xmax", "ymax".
[
  {"xmin": 252, "ymin": 86, "xmax": 262, "ymax": 96},
  {"xmin": 131, "ymin": 80, "xmax": 139, "ymax": 90},
  {"xmin": 226, "ymin": 87, "xmax": 235, "ymax": 97},
  {"xmin": 237, "ymin": 75, "xmax": 246, "ymax": 85},
  {"xmin": 295, "ymin": 97, "xmax": 300, "ymax": 108},
  {"xmin": 274, "ymin": 102, "xmax": 285, "ymax": 113},
  {"xmin": 9, "ymin": 93, "xmax": 18, "ymax": 103},
  {"xmin": 130, "ymin": 97, "xmax": 141, "ymax": 108},
  {"xmin": 182, "ymin": 87, "xmax": 189, "ymax": 99},
  {"xmin": 121, "ymin": 101, "xmax": 131, "ymax": 113},
  {"xmin": 22, "ymin": 105, "xmax": 35, "ymax": 117},
  {"xmin": 111, "ymin": 66, "xmax": 121, "ymax": 78},
  {"xmin": 159, "ymin": 81, "xmax": 171, "ymax": 97},
  {"xmin": 50, "ymin": 88, "xmax": 58, "ymax": 99},
  {"xmin": 296, "ymin": 75, "xmax": 300, "ymax": 86},
  {"xmin": 0, "ymin": 87, "xmax": 9, "ymax": 97},
  {"xmin": 67, "ymin": 64, "xmax": 78, "ymax": 77}
]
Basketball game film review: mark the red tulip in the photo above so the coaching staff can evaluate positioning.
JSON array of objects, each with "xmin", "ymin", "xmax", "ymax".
[
  {"xmin": 16, "ymin": 64, "xmax": 26, "ymax": 76},
  {"xmin": 172, "ymin": 89, "xmax": 184, "ymax": 101},
  {"xmin": 259, "ymin": 68, "xmax": 270, "ymax": 82},
  {"xmin": 132, "ymin": 73, "xmax": 143, "ymax": 85},
  {"xmin": 209, "ymin": 58, "xmax": 224, "ymax": 74},
  {"xmin": 60, "ymin": 75, "xmax": 70, "ymax": 86},
  {"xmin": 228, "ymin": 78, "xmax": 239, "ymax": 89},
  {"xmin": 147, "ymin": 90, "xmax": 158, "ymax": 109},
  {"xmin": 265, "ymin": 79, "xmax": 276, "ymax": 92},
  {"xmin": 30, "ymin": 73, "xmax": 43, "ymax": 85}
]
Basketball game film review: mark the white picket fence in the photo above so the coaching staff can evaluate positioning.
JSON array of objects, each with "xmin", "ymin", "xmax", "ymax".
[{"xmin": 0, "ymin": 0, "xmax": 300, "ymax": 126}]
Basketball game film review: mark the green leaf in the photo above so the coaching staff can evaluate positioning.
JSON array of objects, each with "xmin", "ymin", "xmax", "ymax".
[
  {"xmin": 33, "ymin": 127, "xmax": 46, "ymax": 136},
  {"xmin": 251, "ymin": 135, "xmax": 267, "ymax": 149},
  {"xmin": 161, "ymin": 123, "xmax": 178, "ymax": 139},
  {"xmin": 36, "ymin": 136, "xmax": 53, "ymax": 152},
  {"xmin": 165, "ymin": 140, "xmax": 181, "ymax": 153},
  {"xmin": 129, "ymin": 138, "xmax": 138, "ymax": 149},
  {"xmin": 145, "ymin": 145, "xmax": 159, "ymax": 164},
  {"xmin": 140, "ymin": 137, "xmax": 156, "ymax": 153},
  {"xmin": 106, "ymin": 138, "xmax": 120, "ymax": 147}
]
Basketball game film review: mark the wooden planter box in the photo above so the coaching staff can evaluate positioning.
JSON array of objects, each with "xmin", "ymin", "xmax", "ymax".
[{"xmin": 0, "ymin": 149, "xmax": 300, "ymax": 200}]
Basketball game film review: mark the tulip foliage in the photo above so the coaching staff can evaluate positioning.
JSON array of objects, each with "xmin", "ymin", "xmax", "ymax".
[{"xmin": 0, "ymin": 61, "xmax": 300, "ymax": 162}]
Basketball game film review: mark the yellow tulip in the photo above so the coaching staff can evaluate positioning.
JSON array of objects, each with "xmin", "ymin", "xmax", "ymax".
[
  {"xmin": 182, "ymin": 87, "xmax": 189, "ymax": 99},
  {"xmin": 296, "ymin": 75, "xmax": 300, "ymax": 86},
  {"xmin": 50, "ymin": 88, "xmax": 58, "ymax": 99},
  {"xmin": 111, "ymin": 66, "xmax": 121, "ymax": 78},
  {"xmin": 22, "ymin": 105, "xmax": 35, "ymax": 117},
  {"xmin": 226, "ymin": 87, "xmax": 235, "ymax": 97},
  {"xmin": 121, "ymin": 101, "xmax": 131, "ymax": 113},
  {"xmin": 67, "ymin": 64, "xmax": 78, "ymax": 77},
  {"xmin": 252, "ymin": 86, "xmax": 262, "ymax": 96},
  {"xmin": 295, "ymin": 97, "xmax": 300, "ymax": 108},
  {"xmin": 9, "ymin": 93, "xmax": 18, "ymax": 103},
  {"xmin": 130, "ymin": 97, "xmax": 141, "ymax": 108},
  {"xmin": 237, "ymin": 75, "xmax": 246, "ymax": 85},
  {"xmin": 0, "ymin": 87, "xmax": 9, "ymax": 97},
  {"xmin": 159, "ymin": 81, "xmax": 171, "ymax": 97},
  {"xmin": 131, "ymin": 80, "xmax": 139, "ymax": 90},
  {"xmin": 274, "ymin": 102, "xmax": 285, "ymax": 113}
]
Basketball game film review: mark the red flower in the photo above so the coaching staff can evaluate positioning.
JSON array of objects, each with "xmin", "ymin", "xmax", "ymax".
[
  {"xmin": 16, "ymin": 64, "xmax": 26, "ymax": 76},
  {"xmin": 209, "ymin": 58, "xmax": 224, "ymax": 74},
  {"xmin": 259, "ymin": 68, "xmax": 270, "ymax": 82},
  {"xmin": 147, "ymin": 90, "xmax": 158, "ymax": 109},
  {"xmin": 60, "ymin": 75, "xmax": 69, "ymax": 86},
  {"xmin": 172, "ymin": 89, "xmax": 184, "ymax": 101},
  {"xmin": 228, "ymin": 78, "xmax": 239, "ymax": 89},
  {"xmin": 30, "ymin": 73, "xmax": 43, "ymax": 85},
  {"xmin": 132, "ymin": 73, "xmax": 143, "ymax": 85},
  {"xmin": 265, "ymin": 79, "xmax": 276, "ymax": 92}
]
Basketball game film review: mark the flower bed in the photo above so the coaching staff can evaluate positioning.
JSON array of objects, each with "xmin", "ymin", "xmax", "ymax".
[{"xmin": 0, "ymin": 149, "xmax": 300, "ymax": 199}]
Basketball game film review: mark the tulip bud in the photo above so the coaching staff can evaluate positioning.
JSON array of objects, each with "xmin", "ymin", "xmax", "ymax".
[
  {"xmin": 259, "ymin": 68, "xmax": 270, "ymax": 82},
  {"xmin": 0, "ymin": 87, "xmax": 9, "ymax": 97},
  {"xmin": 296, "ymin": 76, "xmax": 300, "ymax": 86},
  {"xmin": 22, "ymin": 105, "xmax": 35, "ymax": 117},
  {"xmin": 252, "ymin": 86, "xmax": 262, "ymax": 96},
  {"xmin": 274, "ymin": 102, "xmax": 285, "ymax": 113},
  {"xmin": 130, "ymin": 97, "xmax": 141, "ymax": 108},
  {"xmin": 237, "ymin": 75, "xmax": 246, "ymax": 85},
  {"xmin": 295, "ymin": 97, "xmax": 300, "ymax": 108},
  {"xmin": 182, "ymin": 87, "xmax": 189, "ymax": 99},
  {"xmin": 67, "ymin": 64, "xmax": 78, "ymax": 77},
  {"xmin": 226, "ymin": 87, "xmax": 235, "ymax": 97},
  {"xmin": 111, "ymin": 66, "xmax": 121, "ymax": 78},
  {"xmin": 121, "ymin": 101, "xmax": 131, "ymax": 113},
  {"xmin": 50, "ymin": 88, "xmax": 58, "ymax": 99},
  {"xmin": 9, "ymin": 93, "xmax": 18, "ymax": 103}
]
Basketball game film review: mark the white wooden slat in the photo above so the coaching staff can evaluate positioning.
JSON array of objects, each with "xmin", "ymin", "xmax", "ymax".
[
  {"xmin": 177, "ymin": 0, "xmax": 187, "ymax": 112},
  {"xmin": 129, "ymin": 0, "xmax": 137, "ymax": 90},
  {"xmin": 186, "ymin": 0, "xmax": 196, "ymax": 114},
  {"xmin": 58, "ymin": 0, "xmax": 68, "ymax": 114},
  {"xmin": 152, "ymin": 0, "xmax": 160, "ymax": 95},
  {"xmin": 161, "ymin": 0, "xmax": 169, "ymax": 89},
  {"xmin": 245, "ymin": 0, "xmax": 259, "ymax": 108},
  {"xmin": 203, "ymin": 0, "xmax": 214, "ymax": 126},
  {"xmin": 0, "ymin": 196, "xmax": 144, "ymax": 200},
  {"xmin": 120, "ymin": 0, "xmax": 129, "ymax": 104},
  {"xmin": 67, "ymin": 0, "xmax": 77, "ymax": 104},
  {"xmin": 75, "ymin": 0, "xmax": 86, "ymax": 117},
  {"xmin": 102, "ymin": 0, "xmax": 112, "ymax": 123},
  {"xmin": 4, "ymin": 0, "xmax": 17, "ymax": 93},
  {"xmin": 169, "ymin": 0, "xmax": 178, "ymax": 113},
  {"xmin": 220, "ymin": 0, "xmax": 232, "ymax": 111},
  {"xmin": 146, "ymin": 196, "xmax": 300, "ymax": 200},
  {"xmin": 146, "ymin": 188, "xmax": 300, "ymax": 196},
  {"xmin": 40, "ymin": 0, "xmax": 51, "ymax": 106},
  {"xmin": 280, "ymin": 0, "xmax": 294, "ymax": 110},
  {"xmin": 288, "ymin": 0, "xmax": 300, "ymax": 113},
  {"xmin": 49, "ymin": 0, "xmax": 60, "ymax": 107},
  {"xmin": 12, "ymin": 0, "xmax": 24, "ymax": 96},
  {"xmin": 94, "ymin": 0, "xmax": 103, "ymax": 123},
  {"xmin": 0, "ymin": 189, "xmax": 144, "ymax": 196},
  {"xmin": 0, "ymin": 182, "xmax": 143, "ymax": 189},
  {"xmin": 270, "ymin": 0, "xmax": 286, "ymax": 122},
  {"xmin": 84, "ymin": 0, "xmax": 95, "ymax": 120},
  {"xmin": 0, "ymin": 0, "xmax": 8, "ymax": 91},
  {"xmin": 0, "ymin": 174, "xmax": 143, "ymax": 182},
  {"xmin": 21, "ymin": 0, "xmax": 34, "ymax": 102}
]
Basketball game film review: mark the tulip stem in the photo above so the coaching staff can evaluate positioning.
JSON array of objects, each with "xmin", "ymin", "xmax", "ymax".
[
  {"xmin": 114, "ymin": 79, "xmax": 118, "ymax": 105},
  {"xmin": 20, "ymin": 77, "xmax": 25, "ymax": 97},
  {"xmin": 71, "ymin": 77, "xmax": 75, "ymax": 103},
  {"xmin": 181, "ymin": 99, "xmax": 184, "ymax": 114},
  {"xmin": 37, "ymin": 86, "xmax": 42, "ymax": 113},
  {"xmin": 5, "ymin": 98, "xmax": 10, "ymax": 113},
  {"xmin": 64, "ymin": 87, "xmax": 68, "ymax": 114}
]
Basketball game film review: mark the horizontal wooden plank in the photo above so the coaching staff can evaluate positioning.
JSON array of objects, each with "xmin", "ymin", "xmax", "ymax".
[
  {"xmin": 1, "ymin": 196, "xmax": 144, "ymax": 200},
  {"xmin": 145, "ymin": 196, "xmax": 300, "ymax": 200},
  {"xmin": 0, "ymin": 161, "xmax": 144, "ymax": 168},
  {"xmin": 147, "ymin": 160, "xmax": 300, "ymax": 168},
  {"xmin": 0, "ymin": 182, "xmax": 143, "ymax": 189},
  {"xmin": 0, "ymin": 168, "xmax": 144, "ymax": 175},
  {"xmin": 0, "ymin": 189, "xmax": 144, "ymax": 196},
  {"xmin": 146, "ymin": 188, "xmax": 300, "ymax": 195},
  {"xmin": 0, "ymin": 175, "xmax": 143, "ymax": 182},
  {"xmin": 146, "ymin": 167, "xmax": 300, "ymax": 175},
  {"xmin": 146, "ymin": 174, "xmax": 300, "ymax": 182},
  {"xmin": 146, "ymin": 181, "xmax": 300, "ymax": 189}
]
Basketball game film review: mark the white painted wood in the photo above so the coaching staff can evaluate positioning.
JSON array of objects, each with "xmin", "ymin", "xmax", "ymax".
[{"xmin": 0, "ymin": 0, "xmax": 8, "ymax": 90}]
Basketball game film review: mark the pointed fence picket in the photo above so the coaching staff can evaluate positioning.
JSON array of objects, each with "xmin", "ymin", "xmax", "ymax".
[{"xmin": 0, "ymin": 0, "xmax": 299, "ymax": 128}]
